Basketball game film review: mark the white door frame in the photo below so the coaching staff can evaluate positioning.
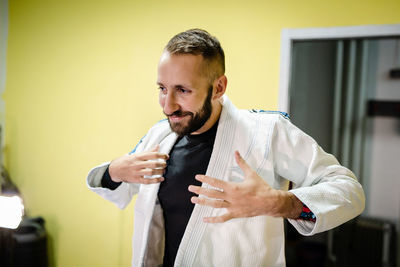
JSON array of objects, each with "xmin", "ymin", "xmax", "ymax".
[{"xmin": 278, "ymin": 24, "xmax": 400, "ymax": 112}]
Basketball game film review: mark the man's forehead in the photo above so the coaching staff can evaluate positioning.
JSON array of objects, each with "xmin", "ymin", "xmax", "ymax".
[{"xmin": 157, "ymin": 52, "xmax": 209, "ymax": 85}]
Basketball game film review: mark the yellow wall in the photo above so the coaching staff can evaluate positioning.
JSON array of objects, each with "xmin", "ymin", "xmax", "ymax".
[{"xmin": 4, "ymin": 0, "xmax": 399, "ymax": 266}]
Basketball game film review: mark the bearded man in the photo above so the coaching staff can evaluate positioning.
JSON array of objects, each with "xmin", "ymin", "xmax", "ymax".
[{"xmin": 87, "ymin": 29, "xmax": 365, "ymax": 267}]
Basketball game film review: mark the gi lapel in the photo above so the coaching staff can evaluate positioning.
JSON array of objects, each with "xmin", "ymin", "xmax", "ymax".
[{"xmin": 175, "ymin": 95, "xmax": 240, "ymax": 266}]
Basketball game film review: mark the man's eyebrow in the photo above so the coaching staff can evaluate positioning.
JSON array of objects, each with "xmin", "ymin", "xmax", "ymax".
[{"xmin": 157, "ymin": 83, "xmax": 193, "ymax": 89}]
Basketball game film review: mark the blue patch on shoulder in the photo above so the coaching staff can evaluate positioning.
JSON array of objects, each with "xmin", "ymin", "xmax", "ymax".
[
  {"xmin": 248, "ymin": 109, "xmax": 290, "ymax": 119},
  {"xmin": 129, "ymin": 135, "xmax": 146, "ymax": 154},
  {"xmin": 128, "ymin": 119, "xmax": 167, "ymax": 154}
]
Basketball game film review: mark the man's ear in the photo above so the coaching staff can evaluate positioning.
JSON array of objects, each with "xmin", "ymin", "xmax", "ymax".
[{"xmin": 213, "ymin": 75, "xmax": 227, "ymax": 100}]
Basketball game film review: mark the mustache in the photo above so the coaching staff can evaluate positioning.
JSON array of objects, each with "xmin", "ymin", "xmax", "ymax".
[{"xmin": 164, "ymin": 110, "xmax": 193, "ymax": 117}]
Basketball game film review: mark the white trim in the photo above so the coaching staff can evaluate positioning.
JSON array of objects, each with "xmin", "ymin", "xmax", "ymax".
[{"xmin": 278, "ymin": 24, "xmax": 400, "ymax": 112}]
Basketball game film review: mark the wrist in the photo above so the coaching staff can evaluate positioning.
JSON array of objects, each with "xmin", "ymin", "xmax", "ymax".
[
  {"xmin": 286, "ymin": 192, "xmax": 303, "ymax": 219},
  {"xmin": 101, "ymin": 166, "xmax": 122, "ymax": 190},
  {"xmin": 275, "ymin": 191, "xmax": 302, "ymax": 219},
  {"xmin": 108, "ymin": 162, "xmax": 122, "ymax": 183}
]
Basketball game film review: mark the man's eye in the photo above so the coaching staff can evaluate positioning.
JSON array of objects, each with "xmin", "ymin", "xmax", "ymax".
[
  {"xmin": 159, "ymin": 87, "xmax": 167, "ymax": 93},
  {"xmin": 179, "ymin": 88, "xmax": 190, "ymax": 94}
]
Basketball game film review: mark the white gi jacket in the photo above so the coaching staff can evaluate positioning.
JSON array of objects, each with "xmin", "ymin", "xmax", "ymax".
[{"xmin": 87, "ymin": 95, "xmax": 365, "ymax": 267}]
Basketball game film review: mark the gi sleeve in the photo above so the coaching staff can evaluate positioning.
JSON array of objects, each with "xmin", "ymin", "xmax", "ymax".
[
  {"xmin": 271, "ymin": 115, "xmax": 365, "ymax": 236},
  {"xmin": 86, "ymin": 161, "xmax": 140, "ymax": 209}
]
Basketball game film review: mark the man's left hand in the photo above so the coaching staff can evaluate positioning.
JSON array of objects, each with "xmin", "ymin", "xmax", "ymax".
[{"xmin": 188, "ymin": 151, "xmax": 303, "ymax": 223}]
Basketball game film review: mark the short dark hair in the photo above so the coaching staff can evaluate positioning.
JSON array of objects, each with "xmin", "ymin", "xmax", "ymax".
[{"xmin": 165, "ymin": 29, "xmax": 225, "ymax": 81}]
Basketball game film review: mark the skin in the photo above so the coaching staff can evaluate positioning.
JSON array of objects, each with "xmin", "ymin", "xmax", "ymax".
[
  {"xmin": 188, "ymin": 151, "xmax": 303, "ymax": 222},
  {"xmin": 157, "ymin": 52, "xmax": 226, "ymax": 136},
  {"xmin": 109, "ymin": 51, "xmax": 303, "ymax": 222},
  {"xmin": 108, "ymin": 145, "xmax": 168, "ymax": 184}
]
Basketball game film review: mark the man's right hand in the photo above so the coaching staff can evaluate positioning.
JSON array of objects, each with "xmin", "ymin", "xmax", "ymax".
[{"xmin": 108, "ymin": 145, "xmax": 169, "ymax": 184}]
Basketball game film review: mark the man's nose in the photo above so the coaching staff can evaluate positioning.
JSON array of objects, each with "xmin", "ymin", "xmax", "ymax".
[{"xmin": 163, "ymin": 91, "xmax": 179, "ymax": 115}]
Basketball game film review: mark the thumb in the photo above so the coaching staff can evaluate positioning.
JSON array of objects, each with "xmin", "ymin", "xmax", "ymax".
[
  {"xmin": 150, "ymin": 144, "xmax": 160, "ymax": 152},
  {"xmin": 234, "ymin": 151, "xmax": 253, "ymax": 177}
]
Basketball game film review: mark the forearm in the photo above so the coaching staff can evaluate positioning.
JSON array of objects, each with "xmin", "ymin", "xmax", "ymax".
[
  {"xmin": 101, "ymin": 166, "xmax": 122, "ymax": 190},
  {"xmin": 87, "ymin": 163, "xmax": 139, "ymax": 209}
]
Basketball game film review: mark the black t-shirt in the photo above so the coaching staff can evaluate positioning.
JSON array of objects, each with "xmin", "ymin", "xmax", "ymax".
[{"xmin": 158, "ymin": 121, "xmax": 218, "ymax": 266}]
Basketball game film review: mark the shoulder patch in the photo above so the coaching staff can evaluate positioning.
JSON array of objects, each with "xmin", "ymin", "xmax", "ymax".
[
  {"xmin": 128, "ymin": 118, "xmax": 168, "ymax": 154},
  {"xmin": 129, "ymin": 134, "xmax": 146, "ymax": 154},
  {"xmin": 248, "ymin": 109, "xmax": 290, "ymax": 119}
]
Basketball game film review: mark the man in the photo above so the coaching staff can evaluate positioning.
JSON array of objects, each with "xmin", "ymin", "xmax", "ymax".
[{"xmin": 87, "ymin": 29, "xmax": 365, "ymax": 266}]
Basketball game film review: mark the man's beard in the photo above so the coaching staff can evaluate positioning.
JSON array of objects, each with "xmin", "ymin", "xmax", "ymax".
[{"xmin": 165, "ymin": 86, "xmax": 213, "ymax": 137}]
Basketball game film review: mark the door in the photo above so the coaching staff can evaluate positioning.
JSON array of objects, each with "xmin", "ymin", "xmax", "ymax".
[{"xmin": 285, "ymin": 37, "xmax": 400, "ymax": 267}]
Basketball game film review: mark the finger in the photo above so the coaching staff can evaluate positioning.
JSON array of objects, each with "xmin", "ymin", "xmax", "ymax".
[
  {"xmin": 203, "ymin": 213, "xmax": 233, "ymax": 223},
  {"xmin": 195, "ymin": 175, "xmax": 227, "ymax": 190},
  {"xmin": 137, "ymin": 176, "xmax": 165, "ymax": 184},
  {"xmin": 135, "ymin": 152, "xmax": 169, "ymax": 161},
  {"xmin": 188, "ymin": 185, "xmax": 225, "ymax": 199},
  {"xmin": 139, "ymin": 168, "xmax": 165, "ymax": 177},
  {"xmin": 150, "ymin": 145, "xmax": 160, "ymax": 152},
  {"xmin": 121, "ymin": 175, "xmax": 164, "ymax": 184},
  {"xmin": 191, "ymin": 196, "xmax": 229, "ymax": 209},
  {"xmin": 234, "ymin": 151, "xmax": 253, "ymax": 177},
  {"xmin": 133, "ymin": 160, "xmax": 167, "ymax": 169}
]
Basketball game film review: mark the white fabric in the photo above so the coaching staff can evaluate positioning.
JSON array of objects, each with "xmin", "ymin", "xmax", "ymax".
[{"xmin": 87, "ymin": 95, "xmax": 365, "ymax": 267}]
